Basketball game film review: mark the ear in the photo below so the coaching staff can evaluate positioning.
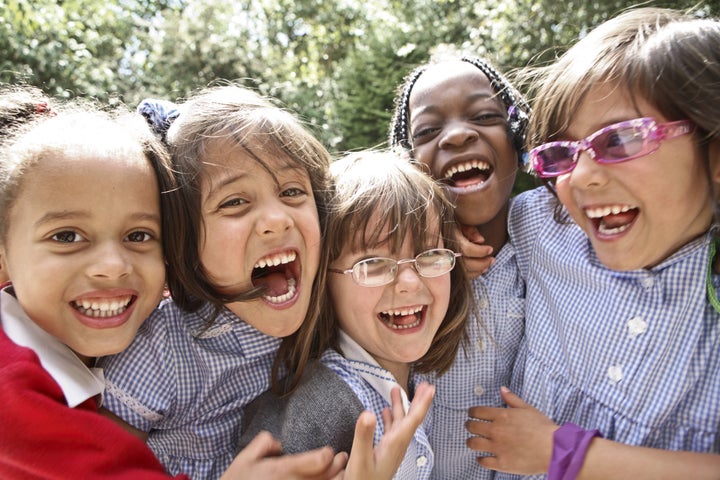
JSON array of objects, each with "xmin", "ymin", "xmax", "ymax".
[
  {"xmin": 709, "ymin": 138, "xmax": 720, "ymax": 184},
  {"xmin": 0, "ymin": 248, "xmax": 8, "ymax": 286}
]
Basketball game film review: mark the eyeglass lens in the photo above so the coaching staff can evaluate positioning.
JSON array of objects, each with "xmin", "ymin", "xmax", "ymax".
[{"xmin": 352, "ymin": 249, "xmax": 456, "ymax": 286}]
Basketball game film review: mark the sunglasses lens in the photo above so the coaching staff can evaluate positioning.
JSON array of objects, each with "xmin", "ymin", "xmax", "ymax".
[
  {"xmin": 416, "ymin": 249, "xmax": 456, "ymax": 277},
  {"xmin": 532, "ymin": 145, "xmax": 576, "ymax": 177},
  {"xmin": 352, "ymin": 258, "xmax": 396, "ymax": 286},
  {"xmin": 592, "ymin": 124, "xmax": 648, "ymax": 162}
]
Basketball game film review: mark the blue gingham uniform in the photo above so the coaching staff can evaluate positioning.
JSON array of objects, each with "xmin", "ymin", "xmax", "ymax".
[
  {"xmin": 498, "ymin": 187, "xmax": 720, "ymax": 480},
  {"xmin": 423, "ymin": 240, "xmax": 525, "ymax": 480},
  {"xmin": 97, "ymin": 299, "xmax": 281, "ymax": 479},
  {"xmin": 322, "ymin": 330, "xmax": 434, "ymax": 480}
]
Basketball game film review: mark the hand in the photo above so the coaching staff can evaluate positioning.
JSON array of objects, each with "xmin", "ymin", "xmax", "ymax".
[
  {"xmin": 456, "ymin": 224, "xmax": 494, "ymax": 279},
  {"xmin": 465, "ymin": 387, "xmax": 558, "ymax": 475},
  {"xmin": 337, "ymin": 382, "xmax": 435, "ymax": 480},
  {"xmin": 222, "ymin": 431, "xmax": 347, "ymax": 480}
]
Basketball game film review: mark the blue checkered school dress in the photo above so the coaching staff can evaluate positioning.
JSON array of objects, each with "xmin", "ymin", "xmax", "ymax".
[
  {"xmin": 497, "ymin": 187, "xmax": 720, "ymax": 480},
  {"xmin": 322, "ymin": 331, "xmax": 434, "ymax": 480},
  {"xmin": 423, "ymin": 239, "xmax": 525, "ymax": 480},
  {"xmin": 97, "ymin": 299, "xmax": 281, "ymax": 479}
]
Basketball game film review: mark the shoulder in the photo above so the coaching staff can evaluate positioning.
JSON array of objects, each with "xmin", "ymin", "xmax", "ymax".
[{"xmin": 240, "ymin": 362, "xmax": 364, "ymax": 454}]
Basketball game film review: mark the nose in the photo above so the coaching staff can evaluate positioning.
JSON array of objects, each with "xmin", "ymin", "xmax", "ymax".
[
  {"xmin": 393, "ymin": 262, "xmax": 424, "ymax": 294},
  {"xmin": 86, "ymin": 242, "xmax": 132, "ymax": 279},
  {"xmin": 438, "ymin": 122, "xmax": 479, "ymax": 150},
  {"xmin": 255, "ymin": 204, "xmax": 294, "ymax": 236},
  {"xmin": 567, "ymin": 149, "xmax": 608, "ymax": 190}
]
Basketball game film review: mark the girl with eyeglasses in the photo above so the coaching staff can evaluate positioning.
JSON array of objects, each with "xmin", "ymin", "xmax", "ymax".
[
  {"xmin": 466, "ymin": 7, "xmax": 720, "ymax": 479},
  {"xmin": 241, "ymin": 149, "xmax": 473, "ymax": 479}
]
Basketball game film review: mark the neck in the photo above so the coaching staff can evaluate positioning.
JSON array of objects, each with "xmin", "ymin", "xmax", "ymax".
[{"xmin": 475, "ymin": 202, "xmax": 510, "ymax": 253}]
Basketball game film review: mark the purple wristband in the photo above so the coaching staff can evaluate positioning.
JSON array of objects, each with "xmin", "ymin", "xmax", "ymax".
[{"xmin": 548, "ymin": 422, "xmax": 601, "ymax": 480}]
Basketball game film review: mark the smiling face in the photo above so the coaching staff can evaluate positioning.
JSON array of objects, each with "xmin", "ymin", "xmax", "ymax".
[
  {"xmin": 328, "ymin": 220, "xmax": 450, "ymax": 386},
  {"xmin": 408, "ymin": 60, "xmax": 518, "ymax": 236},
  {"xmin": 555, "ymin": 84, "xmax": 713, "ymax": 270},
  {"xmin": 198, "ymin": 139, "xmax": 321, "ymax": 337},
  {"xmin": 0, "ymin": 150, "xmax": 165, "ymax": 365}
]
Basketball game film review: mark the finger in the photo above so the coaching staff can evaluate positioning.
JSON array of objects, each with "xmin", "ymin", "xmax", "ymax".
[
  {"xmin": 476, "ymin": 455, "xmax": 501, "ymax": 471},
  {"xmin": 327, "ymin": 451, "xmax": 349, "ymax": 479},
  {"xmin": 242, "ymin": 430, "xmax": 283, "ymax": 460},
  {"xmin": 271, "ymin": 447, "xmax": 335, "ymax": 477},
  {"xmin": 467, "ymin": 405, "xmax": 499, "ymax": 420},
  {"xmin": 389, "ymin": 386, "xmax": 405, "ymax": 426},
  {"xmin": 466, "ymin": 434, "xmax": 493, "ymax": 453},
  {"xmin": 499, "ymin": 386, "xmax": 530, "ymax": 409},
  {"xmin": 459, "ymin": 224, "xmax": 485, "ymax": 244},
  {"xmin": 465, "ymin": 417, "xmax": 493, "ymax": 437},
  {"xmin": 347, "ymin": 411, "xmax": 377, "ymax": 472},
  {"xmin": 407, "ymin": 383, "xmax": 434, "ymax": 422},
  {"xmin": 463, "ymin": 256, "xmax": 495, "ymax": 279}
]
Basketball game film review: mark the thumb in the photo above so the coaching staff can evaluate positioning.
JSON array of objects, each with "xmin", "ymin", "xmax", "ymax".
[
  {"xmin": 460, "ymin": 224, "xmax": 485, "ymax": 244},
  {"xmin": 499, "ymin": 386, "xmax": 530, "ymax": 409}
]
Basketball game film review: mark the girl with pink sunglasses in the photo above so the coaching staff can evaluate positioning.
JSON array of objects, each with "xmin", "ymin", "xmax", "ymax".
[{"xmin": 467, "ymin": 7, "xmax": 720, "ymax": 479}]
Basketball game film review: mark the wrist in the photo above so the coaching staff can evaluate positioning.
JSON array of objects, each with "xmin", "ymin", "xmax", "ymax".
[{"xmin": 548, "ymin": 422, "xmax": 601, "ymax": 480}]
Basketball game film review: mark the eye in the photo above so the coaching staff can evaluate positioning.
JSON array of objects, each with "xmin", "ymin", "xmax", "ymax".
[
  {"xmin": 412, "ymin": 126, "xmax": 440, "ymax": 142},
  {"xmin": 51, "ymin": 230, "xmax": 83, "ymax": 243},
  {"xmin": 281, "ymin": 187, "xmax": 307, "ymax": 198},
  {"xmin": 219, "ymin": 197, "xmax": 247, "ymax": 209},
  {"xmin": 126, "ymin": 231, "xmax": 154, "ymax": 243},
  {"xmin": 471, "ymin": 111, "xmax": 507, "ymax": 125}
]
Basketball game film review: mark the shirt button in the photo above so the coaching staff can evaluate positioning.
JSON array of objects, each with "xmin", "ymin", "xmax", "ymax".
[
  {"xmin": 473, "ymin": 385, "xmax": 485, "ymax": 396},
  {"xmin": 607, "ymin": 365, "xmax": 623, "ymax": 384},
  {"xmin": 627, "ymin": 316, "xmax": 648, "ymax": 338},
  {"xmin": 416, "ymin": 455, "xmax": 428, "ymax": 467},
  {"xmin": 640, "ymin": 277, "xmax": 654, "ymax": 288}
]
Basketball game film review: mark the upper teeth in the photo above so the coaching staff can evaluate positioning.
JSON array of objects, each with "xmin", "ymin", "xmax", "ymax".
[
  {"xmin": 74, "ymin": 295, "xmax": 132, "ymax": 317},
  {"xmin": 585, "ymin": 205, "xmax": 634, "ymax": 218},
  {"xmin": 444, "ymin": 160, "xmax": 490, "ymax": 179},
  {"xmin": 255, "ymin": 251, "xmax": 296, "ymax": 269},
  {"xmin": 382, "ymin": 305, "xmax": 423, "ymax": 316}
]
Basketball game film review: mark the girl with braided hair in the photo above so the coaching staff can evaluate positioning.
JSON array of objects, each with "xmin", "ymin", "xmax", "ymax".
[{"xmin": 389, "ymin": 54, "xmax": 529, "ymax": 479}]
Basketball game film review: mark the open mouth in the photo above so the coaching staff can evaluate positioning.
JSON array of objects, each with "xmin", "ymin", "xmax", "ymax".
[
  {"xmin": 585, "ymin": 204, "xmax": 638, "ymax": 235},
  {"xmin": 441, "ymin": 160, "xmax": 492, "ymax": 190},
  {"xmin": 378, "ymin": 305, "xmax": 425, "ymax": 330},
  {"xmin": 251, "ymin": 250, "xmax": 300, "ymax": 304},
  {"xmin": 72, "ymin": 295, "xmax": 134, "ymax": 318}
]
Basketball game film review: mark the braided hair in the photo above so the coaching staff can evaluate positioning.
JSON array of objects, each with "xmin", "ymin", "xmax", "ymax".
[{"xmin": 389, "ymin": 55, "xmax": 529, "ymax": 165}]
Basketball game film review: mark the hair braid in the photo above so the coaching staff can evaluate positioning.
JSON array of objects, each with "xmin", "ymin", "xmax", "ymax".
[{"xmin": 389, "ymin": 65, "xmax": 427, "ymax": 153}]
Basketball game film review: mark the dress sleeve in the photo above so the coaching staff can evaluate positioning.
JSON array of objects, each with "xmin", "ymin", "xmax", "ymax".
[{"xmin": 0, "ymin": 342, "xmax": 187, "ymax": 480}]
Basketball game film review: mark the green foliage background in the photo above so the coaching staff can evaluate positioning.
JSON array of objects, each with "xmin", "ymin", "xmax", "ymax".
[{"xmin": 2, "ymin": 0, "xmax": 716, "ymax": 194}]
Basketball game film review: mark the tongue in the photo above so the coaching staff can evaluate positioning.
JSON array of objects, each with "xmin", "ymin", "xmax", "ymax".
[
  {"xmin": 602, "ymin": 210, "xmax": 636, "ymax": 229},
  {"xmin": 452, "ymin": 170, "xmax": 489, "ymax": 188},
  {"xmin": 391, "ymin": 313, "xmax": 418, "ymax": 326},
  {"xmin": 254, "ymin": 272, "xmax": 290, "ymax": 296}
]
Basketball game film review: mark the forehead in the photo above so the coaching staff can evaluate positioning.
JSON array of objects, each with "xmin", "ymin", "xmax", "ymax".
[
  {"xmin": 409, "ymin": 61, "xmax": 495, "ymax": 108},
  {"xmin": 568, "ymin": 83, "xmax": 660, "ymax": 137}
]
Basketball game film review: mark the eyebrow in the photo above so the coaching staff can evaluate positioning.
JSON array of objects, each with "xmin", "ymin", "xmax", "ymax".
[{"xmin": 34, "ymin": 210, "xmax": 161, "ymax": 227}]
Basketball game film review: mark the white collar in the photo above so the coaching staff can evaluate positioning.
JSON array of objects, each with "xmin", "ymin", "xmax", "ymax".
[
  {"xmin": 1, "ymin": 288, "xmax": 105, "ymax": 407},
  {"xmin": 337, "ymin": 329, "xmax": 410, "ymax": 413}
]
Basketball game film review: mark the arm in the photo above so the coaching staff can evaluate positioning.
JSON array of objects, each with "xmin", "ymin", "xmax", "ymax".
[
  {"xmin": 466, "ymin": 387, "xmax": 720, "ymax": 480},
  {"xmin": 340, "ymin": 382, "xmax": 435, "ymax": 480}
]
